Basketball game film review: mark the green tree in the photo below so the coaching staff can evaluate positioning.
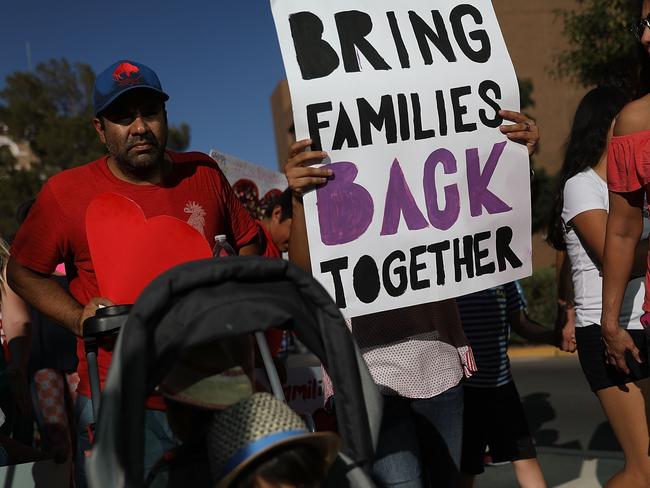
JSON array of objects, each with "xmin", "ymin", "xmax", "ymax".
[
  {"xmin": 0, "ymin": 144, "xmax": 16, "ymax": 177},
  {"xmin": 518, "ymin": 78, "xmax": 535, "ymax": 111},
  {"xmin": 0, "ymin": 146, "xmax": 42, "ymax": 238},
  {"xmin": 168, "ymin": 122, "xmax": 191, "ymax": 152},
  {"xmin": 530, "ymin": 166, "xmax": 555, "ymax": 234},
  {"xmin": 555, "ymin": 0, "xmax": 644, "ymax": 94},
  {"xmin": 0, "ymin": 58, "xmax": 192, "ymax": 238},
  {"xmin": 0, "ymin": 59, "xmax": 104, "ymax": 172}
]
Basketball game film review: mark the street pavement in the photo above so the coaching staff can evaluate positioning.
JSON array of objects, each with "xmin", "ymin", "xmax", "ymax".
[{"xmin": 477, "ymin": 354, "xmax": 624, "ymax": 487}]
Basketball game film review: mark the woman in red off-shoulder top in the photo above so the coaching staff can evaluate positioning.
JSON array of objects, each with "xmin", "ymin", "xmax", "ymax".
[{"xmin": 601, "ymin": 3, "xmax": 650, "ymax": 487}]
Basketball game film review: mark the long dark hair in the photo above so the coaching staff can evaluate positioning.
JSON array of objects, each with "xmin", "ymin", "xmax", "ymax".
[{"xmin": 547, "ymin": 86, "xmax": 629, "ymax": 250}]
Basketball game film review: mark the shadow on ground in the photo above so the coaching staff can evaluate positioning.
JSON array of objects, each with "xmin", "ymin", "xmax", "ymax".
[
  {"xmin": 521, "ymin": 392, "xmax": 620, "ymax": 452},
  {"xmin": 480, "ymin": 391, "xmax": 621, "ymax": 486}
]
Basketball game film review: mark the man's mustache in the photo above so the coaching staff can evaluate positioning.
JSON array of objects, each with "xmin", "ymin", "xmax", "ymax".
[{"xmin": 127, "ymin": 136, "xmax": 158, "ymax": 150}]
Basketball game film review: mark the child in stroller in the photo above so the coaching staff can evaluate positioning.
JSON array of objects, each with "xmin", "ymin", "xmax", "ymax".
[{"xmin": 84, "ymin": 257, "xmax": 381, "ymax": 488}]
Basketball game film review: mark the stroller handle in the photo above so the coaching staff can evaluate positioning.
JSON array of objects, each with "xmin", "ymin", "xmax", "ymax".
[
  {"xmin": 83, "ymin": 304, "xmax": 132, "ymax": 338},
  {"xmin": 83, "ymin": 304, "xmax": 132, "ymax": 424}
]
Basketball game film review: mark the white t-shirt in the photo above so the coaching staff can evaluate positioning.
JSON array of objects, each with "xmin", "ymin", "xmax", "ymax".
[{"xmin": 562, "ymin": 168, "xmax": 648, "ymax": 329}]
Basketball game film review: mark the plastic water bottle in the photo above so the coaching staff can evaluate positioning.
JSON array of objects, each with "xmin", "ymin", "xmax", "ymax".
[{"xmin": 212, "ymin": 234, "xmax": 235, "ymax": 257}]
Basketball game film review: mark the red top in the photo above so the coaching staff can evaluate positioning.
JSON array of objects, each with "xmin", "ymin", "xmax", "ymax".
[
  {"xmin": 257, "ymin": 221, "xmax": 285, "ymax": 355},
  {"xmin": 608, "ymin": 130, "xmax": 650, "ymax": 312},
  {"xmin": 608, "ymin": 130, "xmax": 650, "ymax": 193},
  {"xmin": 11, "ymin": 152, "xmax": 258, "ymax": 408},
  {"xmin": 258, "ymin": 222, "xmax": 281, "ymax": 259}
]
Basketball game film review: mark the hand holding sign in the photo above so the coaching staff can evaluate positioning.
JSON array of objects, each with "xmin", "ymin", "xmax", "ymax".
[
  {"xmin": 499, "ymin": 110, "xmax": 539, "ymax": 156},
  {"xmin": 272, "ymin": 0, "xmax": 532, "ymax": 317},
  {"xmin": 285, "ymin": 139, "xmax": 332, "ymax": 196}
]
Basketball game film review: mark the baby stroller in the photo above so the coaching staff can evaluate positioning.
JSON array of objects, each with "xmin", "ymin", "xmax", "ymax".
[{"xmin": 84, "ymin": 257, "xmax": 382, "ymax": 488}]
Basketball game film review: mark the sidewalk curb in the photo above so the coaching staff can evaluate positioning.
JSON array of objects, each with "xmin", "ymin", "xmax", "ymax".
[{"xmin": 509, "ymin": 345, "xmax": 577, "ymax": 360}]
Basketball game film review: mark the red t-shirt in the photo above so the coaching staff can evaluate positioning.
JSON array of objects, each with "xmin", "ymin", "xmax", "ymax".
[
  {"xmin": 11, "ymin": 151, "xmax": 258, "ymax": 408},
  {"xmin": 258, "ymin": 222, "xmax": 281, "ymax": 259}
]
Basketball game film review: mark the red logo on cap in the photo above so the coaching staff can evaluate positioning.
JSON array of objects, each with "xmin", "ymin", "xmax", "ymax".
[{"xmin": 112, "ymin": 62, "xmax": 142, "ymax": 86}]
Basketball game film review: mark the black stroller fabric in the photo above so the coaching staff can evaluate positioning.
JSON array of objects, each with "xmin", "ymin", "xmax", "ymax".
[{"xmin": 86, "ymin": 257, "xmax": 380, "ymax": 488}]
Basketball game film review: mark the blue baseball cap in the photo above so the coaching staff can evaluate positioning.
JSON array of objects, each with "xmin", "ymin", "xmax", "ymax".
[{"xmin": 93, "ymin": 60, "xmax": 169, "ymax": 115}]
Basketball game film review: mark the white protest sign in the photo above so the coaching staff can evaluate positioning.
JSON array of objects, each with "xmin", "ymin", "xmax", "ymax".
[
  {"xmin": 210, "ymin": 149, "xmax": 287, "ymax": 219},
  {"xmin": 256, "ymin": 366, "xmax": 325, "ymax": 415},
  {"xmin": 271, "ymin": 1, "xmax": 532, "ymax": 318}
]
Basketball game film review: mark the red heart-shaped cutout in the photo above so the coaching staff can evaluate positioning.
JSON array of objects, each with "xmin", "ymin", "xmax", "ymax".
[{"xmin": 86, "ymin": 193, "xmax": 212, "ymax": 304}]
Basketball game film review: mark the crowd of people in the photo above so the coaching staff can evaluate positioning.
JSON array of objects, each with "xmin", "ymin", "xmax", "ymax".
[{"xmin": 3, "ymin": 2, "xmax": 650, "ymax": 487}]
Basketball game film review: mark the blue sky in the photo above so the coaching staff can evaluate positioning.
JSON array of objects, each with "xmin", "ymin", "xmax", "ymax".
[{"xmin": 0, "ymin": 1, "xmax": 287, "ymax": 171}]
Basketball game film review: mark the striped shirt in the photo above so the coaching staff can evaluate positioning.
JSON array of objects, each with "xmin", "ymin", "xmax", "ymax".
[{"xmin": 456, "ymin": 282, "xmax": 524, "ymax": 388}]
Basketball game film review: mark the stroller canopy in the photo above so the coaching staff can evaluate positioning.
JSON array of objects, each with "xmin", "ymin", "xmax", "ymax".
[{"xmin": 86, "ymin": 257, "xmax": 381, "ymax": 488}]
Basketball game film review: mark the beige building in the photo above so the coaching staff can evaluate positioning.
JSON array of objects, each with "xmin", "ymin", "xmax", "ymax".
[
  {"xmin": 271, "ymin": 79, "xmax": 294, "ymax": 170},
  {"xmin": 271, "ymin": 0, "xmax": 585, "ymax": 270},
  {"xmin": 495, "ymin": 0, "xmax": 585, "ymax": 269}
]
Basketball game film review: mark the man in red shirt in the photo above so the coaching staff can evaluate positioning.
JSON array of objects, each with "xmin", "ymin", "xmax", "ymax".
[
  {"xmin": 7, "ymin": 59, "xmax": 259, "ymax": 486},
  {"xmin": 258, "ymin": 188, "xmax": 292, "ymax": 258}
]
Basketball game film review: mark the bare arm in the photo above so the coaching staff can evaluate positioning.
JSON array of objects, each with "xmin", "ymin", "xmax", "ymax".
[
  {"xmin": 238, "ymin": 239, "xmax": 260, "ymax": 257},
  {"xmin": 599, "ymin": 98, "xmax": 650, "ymax": 372},
  {"xmin": 499, "ymin": 110, "xmax": 539, "ymax": 156},
  {"xmin": 571, "ymin": 210, "xmax": 608, "ymax": 265},
  {"xmin": 555, "ymin": 251, "xmax": 576, "ymax": 353},
  {"xmin": 601, "ymin": 189, "xmax": 645, "ymax": 372},
  {"xmin": 631, "ymin": 236, "xmax": 649, "ymax": 278},
  {"xmin": 284, "ymin": 139, "xmax": 331, "ymax": 274},
  {"xmin": 556, "ymin": 251, "xmax": 575, "ymax": 305},
  {"xmin": 2, "ymin": 265, "xmax": 33, "ymax": 415},
  {"xmin": 7, "ymin": 258, "xmax": 112, "ymax": 336},
  {"xmin": 288, "ymin": 195, "xmax": 311, "ymax": 273},
  {"xmin": 572, "ymin": 208, "xmax": 647, "ymax": 276},
  {"xmin": 602, "ymin": 190, "xmax": 644, "ymax": 327},
  {"xmin": 1, "ymin": 265, "xmax": 31, "ymax": 372},
  {"xmin": 510, "ymin": 309, "xmax": 554, "ymax": 345},
  {"xmin": 557, "ymin": 209, "xmax": 607, "ymax": 354}
]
